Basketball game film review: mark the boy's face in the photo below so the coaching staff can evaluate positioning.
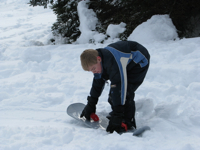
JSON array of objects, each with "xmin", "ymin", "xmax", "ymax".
[{"xmin": 88, "ymin": 56, "xmax": 102, "ymax": 74}]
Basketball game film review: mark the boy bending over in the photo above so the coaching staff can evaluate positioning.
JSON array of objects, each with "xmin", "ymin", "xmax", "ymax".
[{"xmin": 80, "ymin": 41, "xmax": 150, "ymax": 133}]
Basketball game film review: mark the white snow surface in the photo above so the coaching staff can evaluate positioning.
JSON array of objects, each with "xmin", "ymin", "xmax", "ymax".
[{"xmin": 1, "ymin": 0, "xmax": 200, "ymax": 150}]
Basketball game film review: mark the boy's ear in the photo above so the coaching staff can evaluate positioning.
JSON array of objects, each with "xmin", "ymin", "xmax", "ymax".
[{"xmin": 97, "ymin": 56, "xmax": 101, "ymax": 62}]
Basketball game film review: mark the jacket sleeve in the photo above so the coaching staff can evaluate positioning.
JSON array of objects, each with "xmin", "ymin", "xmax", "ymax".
[{"xmin": 89, "ymin": 77, "xmax": 106, "ymax": 99}]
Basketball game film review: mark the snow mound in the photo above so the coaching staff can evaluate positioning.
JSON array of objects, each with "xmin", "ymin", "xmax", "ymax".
[
  {"xmin": 106, "ymin": 22, "xmax": 126, "ymax": 39},
  {"xmin": 128, "ymin": 15, "xmax": 178, "ymax": 44},
  {"xmin": 76, "ymin": 1, "xmax": 106, "ymax": 44}
]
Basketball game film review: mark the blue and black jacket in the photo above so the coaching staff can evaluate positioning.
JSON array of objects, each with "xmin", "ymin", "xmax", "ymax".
[{"xmin": 89, "ymin": 41, "xmax": 150, "ymax": 107}]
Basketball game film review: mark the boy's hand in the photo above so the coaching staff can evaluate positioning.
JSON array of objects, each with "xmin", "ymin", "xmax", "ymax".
[
  {"xmin": 106, "ymin": 112, "xmax": 124, "ymax": 133},
  {"xmin": 106, "ymin": 105, "xmax": 126, "ymax": 133},
  {"xmin": 80, "ymin": 104, "xmax": 95, "ymax": 120},
  {"xmin": 80, "ymin": 96, "xmax": 98, "ymax": 120}
]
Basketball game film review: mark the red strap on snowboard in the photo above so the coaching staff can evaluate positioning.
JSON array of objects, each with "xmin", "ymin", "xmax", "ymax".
[
  {"xmin": 90, "ymin": 113, "xmax": 99, "ymax": 121},
  {"xmin": 121, "ymin": 122, "xmax": 128, "ymax": 131},
  {"xmin": 90, "ymin": 113, "xmax": 127, "ymax": 132}
]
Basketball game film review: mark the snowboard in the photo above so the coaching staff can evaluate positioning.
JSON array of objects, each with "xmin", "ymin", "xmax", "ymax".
[{"xmin": 67, "ymin": 103, "xmax": 150, "ymax": 136}]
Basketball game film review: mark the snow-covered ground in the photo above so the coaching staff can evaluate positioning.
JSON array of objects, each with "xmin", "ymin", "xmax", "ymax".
[{"xmin": 0, "ymin": 0, "xmax": 200, "ymax": 150}]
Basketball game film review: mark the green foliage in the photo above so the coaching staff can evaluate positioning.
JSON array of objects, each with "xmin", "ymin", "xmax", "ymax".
[
  {"xmin": 50, "ymin": 0, "xmax": 81, "ymax": 43},
  {"xmin": 29, "ymin": 0, "xmax": 200, "ymax": 43},
  {"xmin": 169, "ymin": 0, "xmax": 200, "ymax": 37},
  {"xmin": 90, "ymin": 0, "xmax": 200, "ymax": 39},
  {"xmin": 89, "ymin": 0, "xmax": 200, "ymax": 38},
  {"xmin": 28, "ymin": 0, "xmax": 53, "ymax": 8}
]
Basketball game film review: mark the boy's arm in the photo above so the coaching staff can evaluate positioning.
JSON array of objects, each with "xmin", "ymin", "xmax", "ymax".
[
  {"xmin": 80, "ymin": 77, "xmax": 105, "ymax": 120},
  {"xmin": 89, "ymin": 77, "xmax": 106, "ymax": 99}
]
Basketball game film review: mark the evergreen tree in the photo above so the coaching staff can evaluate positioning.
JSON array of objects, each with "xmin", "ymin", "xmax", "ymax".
[
  {"xmin": 28, "ymin": 0, "xmax": 52, "ymax": 8},
  {"xmin": 50, "ymin": 0, "xmax": 81, "ymax": 43},
  {"xmin": 89, "ymin": 0, "xmax": 200, "ymax": 38},
  {"xmin": 29, "ymin": 0, "xmax": 200, "ymax": 43},
  {"xmin": 29, "ymin": 0, "xmax": 81, "ymax": 43}
]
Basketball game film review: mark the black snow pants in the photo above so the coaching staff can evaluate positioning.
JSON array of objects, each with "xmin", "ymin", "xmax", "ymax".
[{"xmin": 108, "ymin": 61, "xmax": 150, "ymax": 129}]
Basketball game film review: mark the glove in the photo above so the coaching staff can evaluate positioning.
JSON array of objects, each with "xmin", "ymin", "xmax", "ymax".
[
  {"xmin": 106, "ymin": 112, "xmax": 123, "ymax": 133},
  {"xmin": 106, "ymin": 106, "xmax": 127, "ymax": 133},
  {"xmin": 80, "ymin": 96, "xmax": 98, "ymax": 120}
]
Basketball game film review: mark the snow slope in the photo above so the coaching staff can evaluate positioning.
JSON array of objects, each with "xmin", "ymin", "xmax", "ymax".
[{"xmin": 0, "ymin": 0, "xmax": 200, "ymax": 150}]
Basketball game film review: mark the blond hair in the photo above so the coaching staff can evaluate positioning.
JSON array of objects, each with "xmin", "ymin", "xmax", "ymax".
[{"xmin": 80, "ymin": 49, "xmax": 98, "ymax": 71}]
